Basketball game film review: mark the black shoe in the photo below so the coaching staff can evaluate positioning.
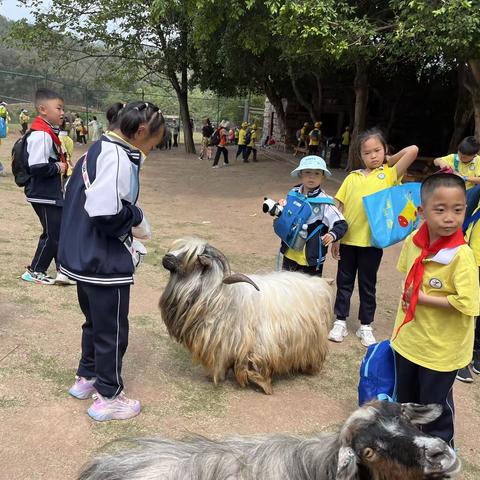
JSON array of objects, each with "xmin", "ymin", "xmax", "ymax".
[
  {"xmin": 456, "ymin": 366, "xmax": 474, "ymax": 383},
  {"xmin": 473, "ymin": 351, "xmax": 480, "ymax": 374}
]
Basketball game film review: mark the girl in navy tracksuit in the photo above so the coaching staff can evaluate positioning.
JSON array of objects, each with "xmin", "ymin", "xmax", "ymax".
[{"xmin": 58, "ymin": 102, "xmax": 165, "ymax": 421}]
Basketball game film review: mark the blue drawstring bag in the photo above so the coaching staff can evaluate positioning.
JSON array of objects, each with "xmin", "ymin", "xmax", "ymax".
[
  {"xmin": 0, "ymin": 118, "xmax": 6, "ymax": 139},
  {"xmin": 363, "ymin": 183, "xmax": 421, "ymax": 248},
  {"xmin": 358, "ymin": 340, "xmax": 396, "ymax": 406}
]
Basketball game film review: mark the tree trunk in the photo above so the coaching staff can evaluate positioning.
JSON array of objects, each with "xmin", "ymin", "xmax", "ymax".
[
  {"xmin": 465, "ymin": 59, "xmax": 480, "ymax": 141},
  {"xmin": 289, "ymin": 68, "xmax": 322, "ymax": 122},
  {"xmin": 347, "ymin": 59, "xmax": 369, "ymax": 171},
  {"xmin": 176, "ymin": 88, "xmax": 195, "ymax": 154},
  {"xmin": 449, "ymin": 64, "xmax": 473, "ymax": 151},
  {"xmin": 264, "ymin": 79, "xmax": 286, "ymax": 131}
]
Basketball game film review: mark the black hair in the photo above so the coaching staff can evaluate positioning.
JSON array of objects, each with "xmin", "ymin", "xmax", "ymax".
[
  {"xmin": 93, "ymin": 115, "xmax": 97, "ymax": 121},
  {"xmin": 35, "ymin": 88, "xmax": 63, "ymax": 106},
  {"xmin": 458, "ymin": 136, "xmax": 480, "ymax": 156},
  {"xmin": 108, "ymin": 101, "xmax": 164, "ymax": 138},
  {"xmin": 421, "ymin": 173, "xmax": 466, "ymax": 204},
  {"xmin": 352, "ymin": 128, "xmax": 387, "ymax": 166}
]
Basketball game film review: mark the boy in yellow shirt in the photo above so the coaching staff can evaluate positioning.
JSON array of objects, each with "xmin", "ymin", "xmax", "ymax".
[
  {"xmin": 308, "ymin": 121, "xmax": 322, "ymax": 155},
  {"xmin": 434, "ymin": 136, "xmax": 480, "ymax": 221},
  {"xmin": 391, "ymin": 173, "xmax": 479, "ymax": 447}
]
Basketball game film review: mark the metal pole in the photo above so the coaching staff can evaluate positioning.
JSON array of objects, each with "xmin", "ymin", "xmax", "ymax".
[
  {"xmin": 85, "ymin": 87, "xmax": 89, "ymax": 124},
  {"xmin": 243, "ymin": 92, "xmax": 250, "ymax": 122}
]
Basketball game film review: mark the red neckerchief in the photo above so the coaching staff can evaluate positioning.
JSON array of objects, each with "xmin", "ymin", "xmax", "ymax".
[
  {"xmin": 392, "ymin": 222, "xmax": 466, "ymax": 340},
  {"xmin": 30, "ymin": 116, "xmax": 66, "ymax": 164}
]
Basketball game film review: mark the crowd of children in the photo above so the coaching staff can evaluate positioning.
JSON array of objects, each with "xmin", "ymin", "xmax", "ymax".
[
  {"xmin": 271, "ymin": 130, "xmax": 480, "ymax": 447},
  {"xmin": 9, "ymin": 87, "xmax": 480, "ymax": 448}
]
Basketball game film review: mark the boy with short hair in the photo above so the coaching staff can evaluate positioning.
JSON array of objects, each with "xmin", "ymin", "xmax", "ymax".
[
  {"xmin": 21, "ymin": 88, "xmax": 68, "ymax": 285},
  {"xmin": 434, "ymin": 136, "xmax": 480, "ymax": 220},
  {"xmin": 391, "ymin": 173, "xmax": 479, "ymax": 447},
  {"xmin": 308, "ymin": 121, "xmax": 322, "ymax": 155}
]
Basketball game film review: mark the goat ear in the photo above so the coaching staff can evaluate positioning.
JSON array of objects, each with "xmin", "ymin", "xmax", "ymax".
[
  {"xmin": 336, "ymin": 446, "xmax": 358, "ymax": 480},
  {"xmin": 401, "ymin": 403, "xmax": 443, "ymax": 425},
  {"xmin": 197, "ymin": 254, "xmax": 213, "ymax": 269},
  {"xmin": 223, "ymin": 273, "xmax": 260, "ymax": 291}
]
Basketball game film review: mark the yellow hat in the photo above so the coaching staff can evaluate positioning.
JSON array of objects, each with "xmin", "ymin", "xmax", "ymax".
[
  {"xmin": 314, "ymin": 121, "xmax": 322, "ymax": 128},
  {"xmin": 242, "ymin": 121, "xmax": 249, "ymax": 128},
  {"xmin": 303, "ymin": 122, "xmax": 309, "ymax": 127}
]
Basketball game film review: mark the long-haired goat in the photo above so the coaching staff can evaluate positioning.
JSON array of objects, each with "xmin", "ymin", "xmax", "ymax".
[
  {"xmin": 159, "ymin": 237, "xmax": 333, "ymax": 394},
  {"xmin": 78, "ymin": 401, "xmax": 460, "ymax": 480}
]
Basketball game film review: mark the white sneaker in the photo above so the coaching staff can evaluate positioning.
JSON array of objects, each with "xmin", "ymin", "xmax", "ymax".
[
  {"xmin": 328, "ymin": 320, "xmax": 348, "ymax": 343},
  {"xmin": 356, "ymin": 325, "xmax": 377, "ymax": 347},
  {"xmin": 55, "ymin": 272, "xmax": 77, "ymax": 285}
]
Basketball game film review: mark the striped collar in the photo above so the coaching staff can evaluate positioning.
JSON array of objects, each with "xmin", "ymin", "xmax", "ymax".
[{"xmin": 103, "ymin": 133, "xmax": 144, "ymax": 165}]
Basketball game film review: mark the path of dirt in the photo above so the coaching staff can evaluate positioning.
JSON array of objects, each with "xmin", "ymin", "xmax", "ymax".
[{"xmin": 0, "ymin": 134, "xmax": 479, "ymax": 479}]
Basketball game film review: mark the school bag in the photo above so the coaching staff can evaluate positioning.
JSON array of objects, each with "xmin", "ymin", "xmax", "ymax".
[
  {"xmin": 210, "ymin": 128, "xmax": 221, "ymax": 146},
  {"xmin": 244, "ymin": 129, "xmax": 252, "ymax": 145},
  {"xmin": 363, "ymin": 182, "xmax": 421, "ymax": 248},
  {"xmin": 11, "ymin": 131, "xmax": 32, "ymax": 187},
  {"xmin": 274, "ymin": 189, "xmax": 335, "ymax": 251},
  {"xmin": 0, "ymin": 117, "xmax": 6, "ymax": 139},
  {"xmin": 310, "ymin": 129, "xmax": 320, "ymax": 142},
  {"xmin": 358, "ymin": 340, "xmax": 396, "ymax": 406}
]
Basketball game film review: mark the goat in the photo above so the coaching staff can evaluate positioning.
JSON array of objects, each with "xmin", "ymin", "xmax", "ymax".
[
  {"xmin": 78, "ymin": 401, "xmax": 461, "ymax": 480},
  {"xmin": 159, "ymin": 237, "xmax": 333, "ymax": 394}
]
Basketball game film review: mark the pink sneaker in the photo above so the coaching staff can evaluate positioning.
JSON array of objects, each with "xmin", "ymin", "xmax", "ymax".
[
  {"xmin": 68, "ymin": 376, "xmax": 96, "ymax": 399},
  {"xmin": 87, "ymin": 392, "xmax": 141, "ymax": 421}
]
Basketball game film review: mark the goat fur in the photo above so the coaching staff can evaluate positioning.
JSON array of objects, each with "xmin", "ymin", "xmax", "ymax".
[{"xmin": 159, "ymin": 237, "xmax": 333, "ymax": 394}]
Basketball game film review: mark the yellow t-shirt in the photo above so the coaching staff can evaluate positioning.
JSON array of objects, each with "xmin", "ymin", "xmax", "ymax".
[
  {"xmin": 391, "ymin": 232, "xmax": 479, "ymax": 371},
  {"xmin": 465, "ymin": 206, "xmax": 480, "ymax": 266},
  {"xmin": 60, "ymin": 134, "xmax": 74, "ymax": 176},
  {"xmin": 248, "ymin": 130, "xmax": 257, "ymax": 148},
  {"xmin": 440, "ymin": 153, "xmax": 480, "ymax": 190},
  {"xmin": 238, "ymin": 128, "xmax": 247, "ymax": 145},
  {"xmin": 308, "ymin": 129, "xmax": 321, "ymax": 146},
  {"xmin": 341, "ymin": 131, "xmax": 350, "ymax": 146},
  {"xmin": 335, "ymin": 164, "xmax": 398, "ymax": 247}
]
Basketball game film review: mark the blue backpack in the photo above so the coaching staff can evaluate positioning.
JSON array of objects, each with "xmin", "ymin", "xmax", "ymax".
[
  {"xmin": 274, "ymin": 190, "xmax": 335, "ymax": 250},
  {"xmin": 358, "ymin": 340, "xmax": 396, "ymax": 406},
  {"xmin": 0, "ymin": 118, "xmax": 6, "ymax": 139}
]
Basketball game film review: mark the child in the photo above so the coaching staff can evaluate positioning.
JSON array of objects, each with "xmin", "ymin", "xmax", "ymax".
[
  {"xmin": 212, "ymin": 120, "xmax": 229, "ymax": 168},
  {"xmin": 329, "ymin": 128, "xmax": 418, "ymax": 346},
  {"xmin": 235, "ymin": 121, "xmax": 249, "ymax": 162},
  {"xmin": 244, "ymin": 124, "xmax": 258, "ymax": 163},
  {"xmin": 199, "ymin": 117, "xmax": 214, "ymax": 160},
  {"xmin": 19, "ymin": 109, "xmax": 30, "ymax": 135},
  {"xmin": 21, "ymin": 88, "xmax": 68, "ymax": 285},
  {"xmin": 59, "ymin": 101, "xmax": 165, "ymax": 421},
  {"xmin": 391, "ymin": 173, "xmax": 479, "ymax": 446},
  {"xmin": 280, "ymin": 155, "xmax": 347, "ymax": 277},
  {"xmin": 308, "ymin": 121, "xmax": 322, "ymax": 155},
  {"xmin": 457, "ymin": 203, "xmax": 480, "ymax": 383},
  {"xmin": 59, "ymin": 122, "xmax": 74, "ymax": 177},
  {"xmin": 434, "ymin": 136, "xmax": 480, "ymax": 220}
]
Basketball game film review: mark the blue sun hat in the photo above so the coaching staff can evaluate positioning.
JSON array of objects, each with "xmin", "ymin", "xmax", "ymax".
[{"xmin": 291, "ymin": 155, "xmax": 332, "ymax": 177}]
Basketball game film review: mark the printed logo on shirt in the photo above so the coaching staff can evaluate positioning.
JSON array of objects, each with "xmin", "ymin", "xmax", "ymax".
[
  {"xmin": 469, "ymin": 164, "xmax": 475, "ymax": 170},
  {"xmin": 429, "ymin": 278, "xmax": 443, "ymax": 289},
  {"xmin": 313, "ymin": 206, "xmax": 320, "ymax": 214},
  {"xmin": 377, "ymin": 173, "xmax": 386, "ymax": 180}
]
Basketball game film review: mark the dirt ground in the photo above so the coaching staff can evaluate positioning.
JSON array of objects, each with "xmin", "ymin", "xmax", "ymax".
[{"xmin": 0, "ymin": 133, "xmax": 479, "ymax": 479}]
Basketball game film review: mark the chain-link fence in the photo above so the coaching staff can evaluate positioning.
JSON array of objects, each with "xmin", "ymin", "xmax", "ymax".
[{"xmin": 0, "ymin": 69, "xmax": 264, "ymax": 142}]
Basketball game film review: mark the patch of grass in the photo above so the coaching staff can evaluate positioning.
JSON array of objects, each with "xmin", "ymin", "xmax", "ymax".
[
  {"xmin": 131, "ymin": 314, "xmax": 155, "ymax": 327},
  {"xmin": 14, "ymin": 293, "xmax": 37, "ymax": 305},
  {"xmin": 25, "ymin": 351, "xmax": 73, "ymax": 392},
  {"xmin": 92, "ymin": 419, "xmax": 149, "ymax": 447},
  {"xmin": 0, "ymin": 396, "xmax": 26, "ymax": 408},
  {"xmin": 461, "ymin": 457, "xmax": 480, "ymax": 479},
  {"xmin": 157, "ymin": 335, "xmax": 228, "ymax": 419},
  {"xmin": 60, "ymin": 301, "xmax": 82, "ymax": 313}
]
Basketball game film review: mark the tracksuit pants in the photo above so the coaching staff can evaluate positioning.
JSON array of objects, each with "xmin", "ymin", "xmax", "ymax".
[
  {"xmin": 76, "ymin": 282, "xmax": 130, "ymax": 398},
  {"xmin": 213, "ymin": 146, "xmax": 229, "ymax": 166},
  {"xmin": 236, "ymin": 144, "xmax": 247, "ymax": 161},
  {"xmin": 29, "ymin": 203, "xmax": 62, "ymax": 274},
  {"xmin": 244, "ymin": 147, "xmax": 257, "ymax": 162},
  {"xmin": 394, "ymin": 351, "xmax": 457, "ymax": 447},
  {"xmin": 334, "ymin": 244, "xmax": 383, "ymax": 325}
]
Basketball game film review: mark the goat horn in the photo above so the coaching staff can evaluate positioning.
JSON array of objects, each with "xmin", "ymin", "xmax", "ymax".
[
  {"xmin": 206, "ymin": 245, "xmax": 231, "ymax": 276},
  {"xmin": 223, "ymin": 273, "xmax": 260, "ymax": 291}
]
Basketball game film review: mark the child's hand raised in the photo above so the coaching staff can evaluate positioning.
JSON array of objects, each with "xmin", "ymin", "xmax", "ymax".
[{"xmin": 321, "ymin": 233, "xmax": 335, "ymax": 246}]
